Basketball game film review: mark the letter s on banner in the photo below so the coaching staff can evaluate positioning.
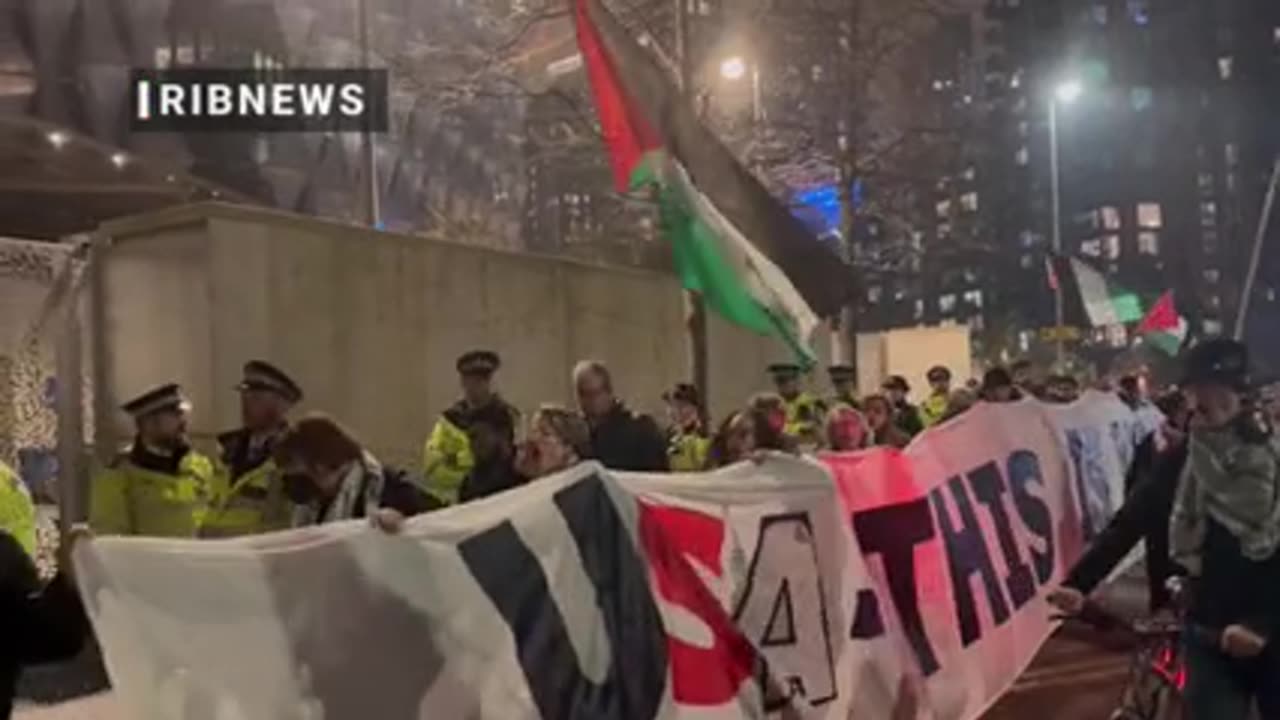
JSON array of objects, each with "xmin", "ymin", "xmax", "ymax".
[{"xmin": 638, "ymin": 502, "xmax": 756, "ymax": 706}]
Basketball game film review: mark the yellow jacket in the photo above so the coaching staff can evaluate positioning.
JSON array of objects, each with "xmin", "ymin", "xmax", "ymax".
[
  {"xmin": 422, "ymin": 416, "xmax": 472, "ymax": 506},
  {"xmin": 90, "ymin": 447, "xmax": 215, "ymax": 538},
  {"xmin": 202, "ymin": 429, "xmax": 290, "ymax": 538},
  {"xmin": 783, "ymin": 392, "xmax": 826, "ymax": 443},
  {"xmin": 920, "ymin": 393, "xmax": 950, "ymax": 428},
  {"xmin": 0, "ymin": 461, "xmax": 36, "ymax": 557},
  {"xmin": 668, "ymin": 432, "xmax": 710, "ymax": 472}
]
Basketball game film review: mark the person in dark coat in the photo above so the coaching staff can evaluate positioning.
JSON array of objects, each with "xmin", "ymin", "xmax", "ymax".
[
  {"xmin": 1, "ymin": 529, "xmax": 88, "ymax": 719},
  {"xmin": 880, "ymin": 376, "xmax": 924, "ymax": 438},
  {"xmin": 572, "ymin": 361, "xmax": 669, "ymax": 472}
]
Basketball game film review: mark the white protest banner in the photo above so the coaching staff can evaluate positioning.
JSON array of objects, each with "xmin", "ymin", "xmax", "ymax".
[{"xmin": 74, "ymin": 394, "xmax": 1142, "ymax": 720}]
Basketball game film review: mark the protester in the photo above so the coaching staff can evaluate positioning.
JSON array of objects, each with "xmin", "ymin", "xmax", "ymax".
[
  {"xmin": 980, "ymin": 367, "xmax": 1022, "ymax": 403},
  {"xmin": 423, "ymin": 351, "xmax": 521, "ymax": 506},
  {"xmin": 863, "ymin": 395, "xmax": 910, "ymax": 449},
  {"xmin": 1166, "ymin": 339, "xmax": 1280, "ymax": 718},
  {"xmin": 768, "ymin": 363, "xmax": 826, "ymax": 448},
  {"xmin": 881, "ymin": 375, "xmax": 924, "ymax": 437},
  {"xmin": 1, "ymin": 528, "xmax": 88, "ymax": 720},
  {"xmin": 1010, "ymin": 359, "xmax": 1034, "ymax": 392},
  {"xmin": 828, "ymin": 365, "xmax": 859, "ymax": 410},
  {"xmin": 825, "ymin": 406, "xmax": 868, "ymax": 452},
  {"xmin": 203, "ymin": 360, "xmax": 301, "ymax": 538},
  {"xmin": 920, "ymin": 366, "xmax": 952, "ymax": 427},
  {"xmin": 457, "ymin": 419, "xmax": 520, "ymax": 503},
  {"xmin": 513, "ymin": 405, "xmax": 593, "ymax": 481},
  {"xmin": 274, "ymin": 414, "xmax": 436, "ymax": 527},
  {"xmin": 706, "ymin": 408, "xmax": 786, "ymax": 468},
  {"xmin": 939, "ymin": 388, "xmax": 977, "ymax": 423},
  {"xmin": 90, "ymin": 384, "xmax": 215, "ymax": 537},
  {"xmin": 664, "ymin": 383, "xmax": 710, "ymax": 472},
  {"xmin": 573, "ymin": 361, "xmax": 668, "ymax": 472},
  {"xmin": 1044, "ymin": 374, "xmax": 1081, "ymax": 404}
]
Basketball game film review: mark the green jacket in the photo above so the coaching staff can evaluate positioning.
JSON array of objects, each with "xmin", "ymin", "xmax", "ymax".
[
  {"xmin": 90, "ymin": 445, "xmax": 214, "ymax": 538},
  {"xmin": 0, "ymin": 461, "xmax": 36, "ymax": 557}
]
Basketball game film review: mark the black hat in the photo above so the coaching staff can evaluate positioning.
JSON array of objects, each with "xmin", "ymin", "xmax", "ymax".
[
  {"xmin": 768, "ymin": 363, "xmax": 801, "ymax": 380},
  {"xmin": 1183, "ymin": 338, "xmax": 1250, "ymax": 390},
  {"xmin": 457, "ymin": 350, "xmax": 501, "ymax": 377},
  {"xmin": 664, "ymin": 382, "xmax": 701, "ymax": 406},
  {"xmin": 121, "ymin": 383, "xmax": 189, "ymax": 419},
  {"xmin": 882, "ymin": 375, "xmax": 910, "ymax": 393},
  {"xmin": 236, "ymin": 360, "xmax": 303, "ymax": 403},
  {"xmin": 828, "ymin": 365, "xmax": 855, "ymax": 382},
  {"xmin": 927, "ymin": 365, "xmax": 952, "ymax": 382},
  {"xmin": 982, "ymin": 367, "xmax": 1013, "ymax": 389}
]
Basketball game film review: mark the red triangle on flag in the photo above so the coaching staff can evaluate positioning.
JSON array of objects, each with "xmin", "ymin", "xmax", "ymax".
[{"xmin": 1138, "ymin": 291, "xmax": 1179, "ymax": 334}]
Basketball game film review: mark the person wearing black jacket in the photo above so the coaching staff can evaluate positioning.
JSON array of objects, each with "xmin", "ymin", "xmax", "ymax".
[
  {"xmin": 573, "ymin": 361, "xmax": 669, "ymax": 472},
  {"xmin": 1, "ymin": 530, "xmax": 88, "ymax": 719}
]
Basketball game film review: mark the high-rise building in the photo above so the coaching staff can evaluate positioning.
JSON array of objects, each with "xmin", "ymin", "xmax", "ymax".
[{"xmin": 981, "ymin": 0, "xmax": 1280, "ymax": 370}]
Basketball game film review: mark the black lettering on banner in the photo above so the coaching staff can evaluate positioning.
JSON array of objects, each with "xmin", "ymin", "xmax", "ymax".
[
  {"xmin": 966, "ymin": 462, "xmax": 1036, "ymax": 611},
  {"xmin": 851, "ymin": 499, "xmax": 941, "ymax": 676},
  {"xmin": 931, "ymin": 477, "xmax": 1010, "ymax": 647},
  {"xmin": 1006, "ymin": 450, "xmax": 1056, "ymax": 584},
  {"xmin": 733, "ymin": 513, "xmax": 838, "ymax": 709},
  {"xmin": 458, "ymin": 475, "xmax": 667, "ymax": 720}
]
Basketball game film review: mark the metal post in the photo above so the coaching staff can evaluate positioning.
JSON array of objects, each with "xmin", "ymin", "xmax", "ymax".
[
  {"xmin": 675, "ymin": 0, "xmax": 710, "ymax": 415},
  {"xmin": 54, "ymin": 255, "xmax": 86, "ymax": 535},
  {"xmin": 1048, "ymin": 98, "xmax": 1066, "ymax": 369},
  {"xmin": 357, "ymin": 0, "xmax": 381, "ymax": 227},
  {"xmin": 1234, "ymin": 155, "xmax": 1280, "ymax": 340}
]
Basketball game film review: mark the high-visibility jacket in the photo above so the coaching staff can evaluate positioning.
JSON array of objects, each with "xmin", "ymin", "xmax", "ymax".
[
  {"xmin": 90, "ymin": 446, "xmax": 214, "ymax": 538},
  {"xmin": 201, "ymin": 428, "xmax": 290, "ymax": 538},
  {"xmin": 782, "ymin": 392, "xmax": 826, "ymax": 444},
  {"xmin": 423, "ymin": 397, "xmax": 519, "ymax": 506},
  {"xmin": 668, "ymin": 431, "xmax": 710, "ymax": 472},
  {"xmin": 830, "ymin": 392, "xmax": 860, "ymax": 411},
  {"xmin": 0, "ymin": 460, "xmax": 36, "ymax": 557},
  {"xmin": 920, "ymin": 393, "xmax": 950, "ymax": 428}
]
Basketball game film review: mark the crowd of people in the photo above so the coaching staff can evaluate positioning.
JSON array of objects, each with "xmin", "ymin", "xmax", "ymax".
[{"xmin": 2, "ymin": 341, "xmax": 1280, "ymax": 718}]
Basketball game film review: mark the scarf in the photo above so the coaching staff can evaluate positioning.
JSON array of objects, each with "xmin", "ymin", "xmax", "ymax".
[
  {"xmin": 1171, "ymin": 424, "xmax": 1280, "ymax": 573},
  {"xmin": 291, "ymin": 451, "xmax": 385, "ymax": 527}
]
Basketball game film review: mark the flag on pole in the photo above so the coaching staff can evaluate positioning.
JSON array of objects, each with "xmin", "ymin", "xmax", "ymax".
[
  {"xmin": 1053, "ymin": 256, "xmax": 1143, "ymax": 327},
  {"xmin": 1137, "ymin": 291, "xmax": 1188, "ymax": 356},
  {"xmin": 573, "ymin": 0, "xmax": 850, "ymax": 365}
]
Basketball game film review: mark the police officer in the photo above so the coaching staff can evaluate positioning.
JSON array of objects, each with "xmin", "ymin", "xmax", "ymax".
[
  {"xmin": 90, "ymin": 384, "xmax": 214, "ymax": 537},
  {"xmin": 202, "ymin": 361, "xmax": 301, "ymax": 538},
  {"xmin": 423, "ymin": 351, "xmax": 520, "ymax": 506},
  {"xmin": 828, "ymin": 365, "xmax": 859, "ymax": 410},
  {"xmin": 920, "ymin": 365, "xmax": 953, "ymax": 428},
  {"xmin": 0, "ymin": 460, "xmax": 35, "ymax": 559},
  {"xmin": 768, "ymin": 363, "xmax": 825, "ymax": 448},
  {"xmin": 664, "ymin": 383, "xmax": 710, "ymax": 472}
]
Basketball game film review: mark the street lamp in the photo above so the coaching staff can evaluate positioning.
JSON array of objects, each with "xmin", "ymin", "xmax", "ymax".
[
  {"xmin": 719, "ymin": 56, "xmax": 746, "ymax": 81},
  {"xmin": 717, "ymin": 55, "xmax": 763, "ymax": 126},
  {"xmin": 1048, "ymin": 78, "xmax": 1083, "ymax": 369}
]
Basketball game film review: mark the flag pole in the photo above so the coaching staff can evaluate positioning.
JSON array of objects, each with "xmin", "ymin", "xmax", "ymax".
[
  {"xmin": 674, "ymin": 0, "xmax": 710, "ymax": 420},
  {"xmin": 1234, "ymin": 155, "xmax": 1280, "ymax": 341}
]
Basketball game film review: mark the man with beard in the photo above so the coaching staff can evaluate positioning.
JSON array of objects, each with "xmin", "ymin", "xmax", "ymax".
[
  {"xmin": 90, "ymin": 384, "xmax": 214, "ymax": 537},
  {"xmin": 202, "ymin": 361, "xmax": 301, "ymax": 537},
  {"xmin": 423, "ymin": 351, "xmax": 520, "ymax": 506},
  {"xmin": 574, "ymin": 361, "xmax": 668, "ymax": 472}
]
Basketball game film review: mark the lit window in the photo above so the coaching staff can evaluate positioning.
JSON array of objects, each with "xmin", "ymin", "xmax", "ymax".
[
  {"xmin": 939, "ymin": 294, "xmax": 957, "ymax": 313},
  {"xmin": 155, "ymin": 47, "xmax": 173, "ymax": 68},
  {"xmin": 1204, "ymin": 319, "xmax": 1223, "ymax": 335},
  {"xmin": 963, "ymin": 166, "xmax": 977, "ymax": 181},
  {"xmin": 1019, "ymin": 230, "xmax": 1036, "ymax": 247},
  {"xmin": 1204, "ymin": 229, "xmax": 1219, "ymax": 254},
  {"xmin": 812, "ymin": 65, "xmax": 824, "ymax": 82},
  {"xmin": 1077, "ymin": 209, "xmax": 1102, "ymax": 230},
  {"xmin": 1274, "ymin": 27, "xmax": 1280, "ymax": 46},
  {"xmin": 1198, "ymin": 172, "xmax": 1214, "ymax": 192},
  {"xmin": 1019, "ymin": 330, "xmax": 1033, "ymax": 353},
  {"xmin": 1016, "ymin": 146, "xmax": 1029, "ymax": 165},
  {"xmin": 1081, "ymin": 239, "xmax": 1103, "ymax": 257},
  {"xmin": 1138, "ymin": 232, "xmax": 1160, "ymax": 255},
  {"xmin": 1018, "ymin": 121, "xmax": 1029, "ymax": 137},
  {"xmin": 1226, "ymin": 143, "xmax": 1239, "ymax": 166},
  {"xmin": 1201, "ymin": 201, "xmax": 1218, "ymax": 227},
  {"xmin": 937, "ymin": 223, "xmax": 952, "ymax": 239},
  {"xmin": 1127, "ymin": 0, "xmax": 1149, "ymax": 24},
  {"xmin": 914, "ymin": 299, "xmax": 925, "ymax": 319},
  {"xmin": 1208, "ymin": 295, "xmax": 1222, "ymax": 310},
  {"xmin": 1011, "ymin": 69, "xmax": 1023, "ymax": 89},
  {"xmin": 1103, "ymin": 235, "xmax": 1121, "ymax": 259},
  {"xmin": 1218, "ymin": 56, "xmax": 1234, "ymax": 81},
  {"xmin": 963, "ymin": 289, "xmax": 984, "ymax": 308},
  {"xmin": 1227, "ymin": 173, "xmax": 1239, "ymax": 192},
  {"xmin": 1107, "ymin": 324, "xmax": 1129, "ymax": 348},
  {"xmin": 868, "ymin": 285, "xmax": 883, "ymax": 303},
  {"xmin": 936, "ymin": 199, "xmax": 952, "ymax": 218},
  {"xmin": 1130, "ymin": 87, "xmax": 1153, "ymax": 111},
  {"xmin": 1020, "ymin": 253, "xmax": 1034, "ymax": 269},
  {"xmin": 1268, "ymin": 288, "xmax": 1277, "ymax": 303},
  {"xmin": 960, "ymin": 192, "xmax": 979, "ymax": 212},
  {"xmin": 1204, "ymin": 268, "xmax": 1220, "ymax": 284},
  {"xmin": 1102, "ymin": 206, "xmax": 1121, "ymax": 229},
  {"xmin": 1137, "ymin": 202, "xmax": 1163, "ymax": 229}
]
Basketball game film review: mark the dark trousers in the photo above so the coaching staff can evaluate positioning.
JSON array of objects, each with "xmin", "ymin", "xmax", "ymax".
[{"xmin": 1184, "ymin": 635, "xmax": 1280, "ymax": 719}]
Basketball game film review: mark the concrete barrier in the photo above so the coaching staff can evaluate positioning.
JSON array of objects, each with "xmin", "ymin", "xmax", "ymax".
[{"xmin": 91, "ymin": 203, "xmax": 818, "ymax": 467}]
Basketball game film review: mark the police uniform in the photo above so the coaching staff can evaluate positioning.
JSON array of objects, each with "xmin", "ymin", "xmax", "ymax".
[
  {"xmin": 769, "ymin": 363, "xmax": 826, "ymax": 446},
  {"xmin": 828, "ymin": 365, "xmax": 859, "ymax": 410},
  {"xmin": 920, "ymin": 365, "xmax": 952, "ymax": 428},
  {"xmin": 90, "ymin": 385, "xmax": 214, "ymax": 538},
  {"xmin": 0, "ymin": 461, "xmax": 36, "ymax": 558},
  {"xmin": 665, "ymin": 383, "xmax": 710, "ymax": 472},
  {"xmin": 201, "ymin": 361, "xmax": 300, "ymax": 538},
  {"xmin": 423, "ymin": 351, "xmax": 520, "ymax": 506}
]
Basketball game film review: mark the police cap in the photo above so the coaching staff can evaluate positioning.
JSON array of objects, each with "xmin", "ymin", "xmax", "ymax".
[
  {"xmin": 663, "ymin": 382, "xmax": 701, "ymax": 407},
  {"xmin": 882, "ymin": 375, "xmax": 911, "ymax": 393},
  {"xmin": 768, "ymin": 363, "xmax": 802, "ymax": 381},
  {"xmin": 927, "ymin": 365, "xmax": 952, "ymax": 383},
  {"xmin": 121, "ymin": 383, "xmax": 190, "ymax": 420},
  {"xmin": 236, "ymin": 360, "xmax": 303, "ymax": 404},
  {"xmin": 457, "ymin": 350, "xmax": 501, "ymax": 377}
]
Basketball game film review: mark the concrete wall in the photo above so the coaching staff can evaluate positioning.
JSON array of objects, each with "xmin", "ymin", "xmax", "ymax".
[{"xmin": 94, "ymin": 203, "xmax": 812, "ymax": 467}]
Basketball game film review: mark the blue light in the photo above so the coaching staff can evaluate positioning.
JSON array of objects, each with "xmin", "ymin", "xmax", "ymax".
[
  {"xmin": 791, "ymin": 179, "xmax": 863, "ymax": 237},
  {"xmin": 374, "ymin": 220, "xmax": 386, "ymax": 231}
]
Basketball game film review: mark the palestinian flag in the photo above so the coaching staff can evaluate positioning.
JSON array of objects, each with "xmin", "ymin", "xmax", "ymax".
[
  {"xmin": 1049, "ymin": 256, "xmax": 1143, "ymax": 327},
  {"xmin": 1137, "ymin": 291, "xmax": 1189, "ymax": 356},
  {"xmin": 573, "ymin": 0, "xmax": 850, "ymax": 364}
]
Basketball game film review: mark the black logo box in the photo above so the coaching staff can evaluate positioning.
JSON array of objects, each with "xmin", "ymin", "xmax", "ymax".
[{"xmin": 130, "ymin": 69, "xmax": 389, "ymax": 133}]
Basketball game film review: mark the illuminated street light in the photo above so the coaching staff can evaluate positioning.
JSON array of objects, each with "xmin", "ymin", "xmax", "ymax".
[
  {"xmin": 720, "ymin": 56, "xmax": 746, "ymax": 81},
  {"xmin": 46, "ymin": 131, "xmax": 67, "ymax": 149},
  {"xmin": 1055, "ymin": 79, "xmax": 1083, "ymax": 104},
  {"xmin": 110, "ymin": 152, "xmax": 129, "ymax": 169}
]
